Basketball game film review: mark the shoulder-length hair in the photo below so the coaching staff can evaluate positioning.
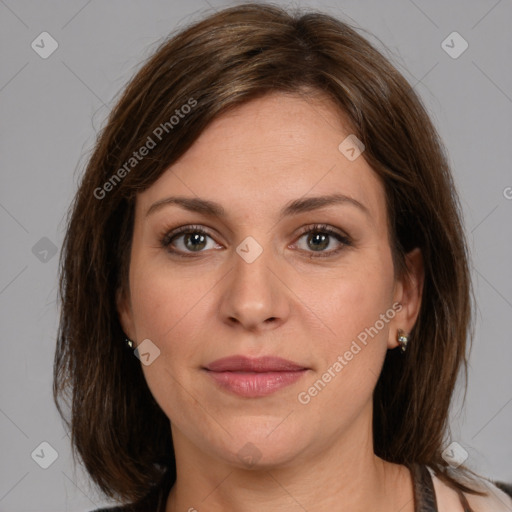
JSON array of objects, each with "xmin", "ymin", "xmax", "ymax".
[{"xmin": 54, "ymin": 2, "xmax": 484, "ymax": 506}]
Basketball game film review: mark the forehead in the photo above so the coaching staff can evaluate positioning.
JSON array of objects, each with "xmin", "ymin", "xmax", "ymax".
[{"xmin": 136, "ymin": 92, "xmax": 386, "ymax": 228}]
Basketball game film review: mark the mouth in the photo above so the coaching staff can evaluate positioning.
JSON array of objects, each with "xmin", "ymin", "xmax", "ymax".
[{"xmin": 203, "ymin": 355, "xmax": 309, "ymax": 398}]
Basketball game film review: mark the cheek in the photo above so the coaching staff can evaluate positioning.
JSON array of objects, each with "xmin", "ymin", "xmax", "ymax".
[
  {"xmin": 311, "ymin": 255, "xmax": 395, "ymax": 348},
  {"xmin": 301, "ymin": 253, "xmax": 395, "ymax": 400},
  {"xmin": 129, "ymin": 254, "xmax": 212, "ymax": 343},
  {"xmin": 128, "ymin": 264, "xmax": 213, "ymax": 422}
]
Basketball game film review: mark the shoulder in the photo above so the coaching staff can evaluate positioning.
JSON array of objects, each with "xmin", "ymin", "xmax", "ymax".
[
  {"xmin": 430, "ymin": 469, "xmax": 512, "ymax": 512},
  {"xmin": 463, "ymin": 479, "xmax": 512, "ymax": 512}
]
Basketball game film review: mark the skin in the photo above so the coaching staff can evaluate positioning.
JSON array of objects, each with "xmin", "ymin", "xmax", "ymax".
[{"xmin": 117, "ymin": 91, "xmax": 426, "ymax": 512}]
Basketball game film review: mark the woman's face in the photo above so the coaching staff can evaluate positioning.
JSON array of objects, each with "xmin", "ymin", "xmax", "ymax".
[{"xmin": 118, "ymin": 91, "xmax": 422, "ymax": 469}]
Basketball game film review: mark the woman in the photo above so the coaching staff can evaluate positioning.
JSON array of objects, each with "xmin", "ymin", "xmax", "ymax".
[{"xmin": 53, "ymin": 3, "xmax": 512, "ymax": 511}]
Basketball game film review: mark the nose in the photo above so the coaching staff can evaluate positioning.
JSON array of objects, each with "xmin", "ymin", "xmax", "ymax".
[{"xmin": 218, "ymin": 240, "xmax": 291, "ymax": 332}]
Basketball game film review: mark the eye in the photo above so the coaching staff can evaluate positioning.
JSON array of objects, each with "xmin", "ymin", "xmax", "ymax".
[
  {"xmin": 160, "ymin": 225, "xmax": 221, "ymax": 257},
  {"xmin": 160, "ymin": 223, "xmax": 352, "ymax": 258},
  {"xmin": 292, "ymin": 223, "xmax": 352, "ymax": 258}
]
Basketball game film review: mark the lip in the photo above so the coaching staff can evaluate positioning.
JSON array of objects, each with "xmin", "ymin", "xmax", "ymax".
[
  {"xmin": 203, "ymin": 356, "xmax": 309, "ymax": 398},
  {"xmin": 205, "ymin": 355, "xmax": 307, "ymax": 372}
]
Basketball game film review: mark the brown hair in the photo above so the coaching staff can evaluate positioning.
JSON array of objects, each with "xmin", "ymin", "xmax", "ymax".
[{"xmin": 53, "ymin": 2, "xmax": 486, "ymax": 506}]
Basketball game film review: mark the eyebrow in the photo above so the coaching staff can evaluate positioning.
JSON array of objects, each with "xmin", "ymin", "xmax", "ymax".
[{"xmin": 145, "ymin": 193, "xmax": 371, "ymax": 220}]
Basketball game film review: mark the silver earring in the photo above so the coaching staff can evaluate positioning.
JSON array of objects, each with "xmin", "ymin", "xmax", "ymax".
[
  {"xmin": 125, "ymin": 337, "xmax": 134, "ymax": 349},
  {"xmin": 397, "ymin": 329, "xmax": 409, "ymax": 352}
]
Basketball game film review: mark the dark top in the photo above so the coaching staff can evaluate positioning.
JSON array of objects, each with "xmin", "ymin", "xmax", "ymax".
[{"xmin": 91, "ymin": 464, "xmax": 512, "ymax": 512}]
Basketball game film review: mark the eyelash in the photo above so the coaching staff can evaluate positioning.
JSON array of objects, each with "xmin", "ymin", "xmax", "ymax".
[{"xmin": 159, "ymin": 223, "xmax": 352, "ymax": 259}]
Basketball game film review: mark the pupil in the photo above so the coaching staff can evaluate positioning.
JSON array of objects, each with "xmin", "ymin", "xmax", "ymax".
[
  {"xmin": 182, "ymin": 232, "xmax": 330, "ymax": 252},
  {"xmin": 185, "ymin": 233, "xmax": 206, "ymax": 251},
  {"xmin": 309, "ymin": 233, "xmax": 328, "ymax": 251}
]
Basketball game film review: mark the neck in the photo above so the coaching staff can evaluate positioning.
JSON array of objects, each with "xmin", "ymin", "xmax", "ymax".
[{"xmin": 165, "ymin": 409, "xmax": 414, "ymax": 512}]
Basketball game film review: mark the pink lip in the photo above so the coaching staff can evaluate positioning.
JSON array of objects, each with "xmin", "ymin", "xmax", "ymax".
[{"xmin": 203, "ymin": 356, "xmax": 308, "ymax": 398}]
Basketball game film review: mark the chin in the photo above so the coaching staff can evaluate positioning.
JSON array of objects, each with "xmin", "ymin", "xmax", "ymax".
[{"xmin": 212, "ymin": 419, "xmax": 309, "ymax": 469}]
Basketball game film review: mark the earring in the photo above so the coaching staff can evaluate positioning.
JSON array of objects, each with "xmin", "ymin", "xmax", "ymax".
[
  {"xmin": 125, "ymin": 337, "xmax": 134, "ymax": 349},
  {"xmin": 397, "ymin": 329, "xmax": 409, "ymax": 352}
]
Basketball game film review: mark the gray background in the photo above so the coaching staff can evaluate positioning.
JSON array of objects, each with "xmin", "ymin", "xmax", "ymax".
[{"xmin": 0, "ymin": 0, "xmax": 511, "ymax": 510}]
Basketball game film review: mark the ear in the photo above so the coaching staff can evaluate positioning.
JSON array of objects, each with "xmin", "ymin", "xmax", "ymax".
[
  {"xmin": 116, "ymin": 286, "xmax": 136, "ymax": 341},
  {"xmin": 388, "ymin": 247, "xmax": 424, "ymax": 349}
]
